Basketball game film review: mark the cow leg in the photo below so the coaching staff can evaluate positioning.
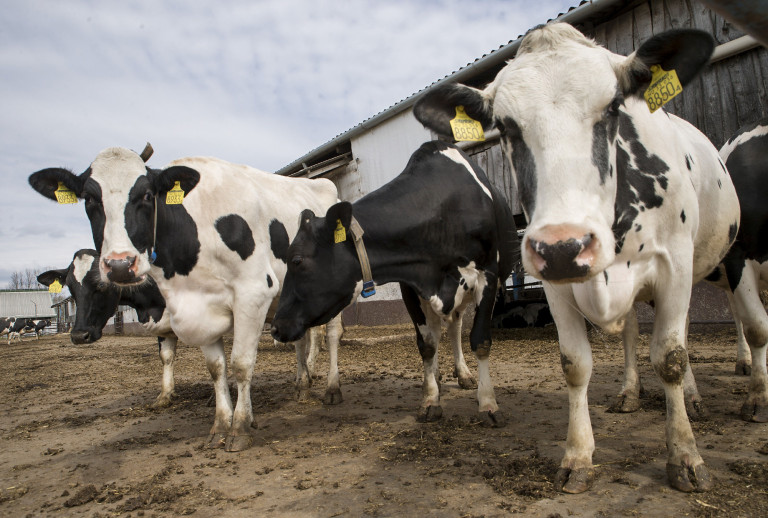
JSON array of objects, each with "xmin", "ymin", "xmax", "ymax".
[
  {"xmin": 227, "ymin": 301, "xmax": 271, "ymax": 452},
  {"xmin": 294, "ymin": 334, "xmax": 312, "ymax": 402},
  {"xmin": 306, "ymin": 326, "xmax": 321, "ymax": 379},
  {"xmin": 203, "ymin": 338, "xmax": 232, "ymax": 449},
  {"xmin": 651, "ymin": 278, "xmax": 712, "ymax": 493},
  {"xmin": 728, "ymin": 266, "xmax": 768, "ymax": 422},
  {"xmin": 547, "ymin": 285, "xmax": 595, "ymax": 494},
  {"xmin": 469, "ymin": 281, "xmax": 502, "ymax": 427},
  {"xmin": 400, "ymin": 283, "xmax": 442, "ymax": 421},
  {"xmin": 323, "ymin": 313, "xmax": 344, "ymax": 405},
  {"xmin": 152, "ymin": 336, "xmax": 177, "ymax": 409},
  {"xmin": 448, "ymin": 310, "xmax": 476, "ymax": 390},
  {"xmin": 680, "ymin": 314, "xmax": 706, "ymax": 420},
  {"xmin": 728, "ymin": 292, "xmax": 752, "ymax": 375},
  {"xmin": 611, "ymin": 308, "xmax": 643, "ymax": 412}
]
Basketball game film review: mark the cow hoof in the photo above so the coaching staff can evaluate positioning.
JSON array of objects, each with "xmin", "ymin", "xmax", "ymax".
[
  {"xmin": 685, "ymin": 398, "xmax": 707, "ymax": 421},
  {"xmin": 608, "ymin": 393, "xmax": 640, "ymax": 413},
  {"xmin": 740, "ymin": 399, "xmax": 768, "ymax": 423},
  {"xmin": 151, "ymin": 397, "xmax": 172, "ymax": 409},
  {"xmin": 457, "ymin": 375, "xmax": 477, "ymax": 390},
  {"xmin": 417, "ymin": 405, "xmax": 443, "ymax": 422},
  {"xmin": 323, "ymin": 388, "xmax": 343, "ymax": 405},
  {"xmin": 296, "ymin": 388, "xmax": 312, "ymax": 403},
  {"xmin": 205, "ymin": 433, "xmax": 227, "ymax": 449},
  {"xmin": 225, "ymin": 434, "xmax": 253, "ymax": 452},
  {"xmin": 734, "ymin": 361, "xmax": 751, "ymax": 376},
  {"xmin": 478, "ymin": 410, "xmax": 505, "ymax": 428},
  {"xmin": 555, "ymin": 467, "xmax": 594, "ymax": 494},
  {"xmin": 667, "ymin": 461, "xmax": 713, "ymax": 492}
]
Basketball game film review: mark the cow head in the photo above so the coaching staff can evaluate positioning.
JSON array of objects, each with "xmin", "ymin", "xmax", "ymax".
[
  {"xmin": 38, "ymin": 249, "xmax": 122, "ymax": 344},
  {"xmin": 415, "ymin": 23, "xmax": 713, "ymax": 283},
  {"xmin": 29, "ymin": 147, "xmax": 200, "ymax": 286},
  {"xmin": 271, "ymin": 202, "xmax": 360, "ymax": 342}
]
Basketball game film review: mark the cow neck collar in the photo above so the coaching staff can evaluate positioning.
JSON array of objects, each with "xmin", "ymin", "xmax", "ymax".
[
  {"xmin": 349, "ymin": 216, "xmax": 376, "ymax": 298},
  {"xmin": 149, "ymin": 195, "xmax": 158, "ymax": 263}
]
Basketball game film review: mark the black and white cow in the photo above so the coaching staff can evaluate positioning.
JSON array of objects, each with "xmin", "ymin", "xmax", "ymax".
[
  {"xmin": 37, "ymin": 248, "xmax": 179, "ymax": 408},
  {"xmin": 0, "ymin": 317, "xmax": 15, "ymax": 343},
  {"xmin": 32, "ymin": 319, "xmax": 50, "ymax": 338},
  {"xmin": 707, "ymin": 118, "xmax": 768, "ymax": 415},
  {"xmin": 6, "ymin": 318, "xmax": 32, "ymax": 344},
  {"xmin": 415, "ymin": 24, "xmax": 740, "ymax": 493},
  {"xmin": 29, "ymin": 148, "xmax": 342, "ymax": 451},
  {"xmin": 272, "ymin": 140, "xmax": 519, "ymax": 425}
]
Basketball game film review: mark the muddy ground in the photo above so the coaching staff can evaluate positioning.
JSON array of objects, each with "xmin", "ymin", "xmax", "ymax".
[{"xmin": 1, "ymin": 323, "xmax": 767, "ymax": 517}]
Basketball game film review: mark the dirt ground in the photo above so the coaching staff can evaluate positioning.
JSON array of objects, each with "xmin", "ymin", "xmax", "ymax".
[{"xmin": 1, "ymin": 322, "xmax": 767, "ymax": 517}]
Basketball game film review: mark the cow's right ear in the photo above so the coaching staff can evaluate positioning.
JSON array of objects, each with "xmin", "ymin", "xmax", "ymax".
[
  {"xmin": 153, "ymin": 165, "xmax": 201, "ymax": 195},
  {"xmin": 414, "ymin": 83, "xmax": 494, "ymax": 138},
  {"xmin": 28, "ymin": 168, "xmax": 84, "ymax": 201},
  {"xmin": 37, "ymin": 268, "xmax": 69, "ymax": 287}
]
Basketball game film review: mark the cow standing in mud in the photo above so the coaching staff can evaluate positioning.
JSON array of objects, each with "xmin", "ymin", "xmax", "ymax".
[
  {"xmin": 415, "ymin": 23, "xmax": 740, "ymax": 493},
  {"xmin": 272, "ymin": 140, "xmax": 519, "ymax": 425},
  {"xmin": 29, "ymin": 148, "xmax": 342, "ymax": 451}
]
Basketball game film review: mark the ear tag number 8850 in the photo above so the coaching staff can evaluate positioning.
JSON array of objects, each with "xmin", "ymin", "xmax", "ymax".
[
  {"xmin": 450, "ymin": 106, "xmax": 485, "ymax": 142},
  {"xmin": 644, "ymin": 65, "xmax": 682, "ymax": 113}
]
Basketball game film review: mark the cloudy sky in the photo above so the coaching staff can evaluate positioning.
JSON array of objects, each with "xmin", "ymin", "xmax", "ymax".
[{"xmin": 0, "ymin": 0, "xmax": 576, "ymax": 288}]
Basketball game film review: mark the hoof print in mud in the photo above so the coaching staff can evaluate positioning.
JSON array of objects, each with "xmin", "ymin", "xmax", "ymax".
[
  {"xmin": 555, "ymin": 467, "xmax": 594, "ymax": 494},
  {"xmin": 666, "ymin": 461, "xmax": 713, "ymax": 492},
  {"xmin": 417, "ymin": 405, "xmax": 443, "ymax": 422}
]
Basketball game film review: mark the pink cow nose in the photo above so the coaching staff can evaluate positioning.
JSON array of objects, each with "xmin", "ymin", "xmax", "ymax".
[
  {"xmin": 526, "ymin": 224, "xmax": 598, "ymax": 282},
  {"xmin": 103, "ymin": 254, "xmax": 138, "ymax": 284}
]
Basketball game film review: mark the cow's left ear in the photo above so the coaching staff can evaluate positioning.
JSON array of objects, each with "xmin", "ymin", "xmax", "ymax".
[
  {"xmin": 37, "ymin": 268, "xmax": 69, "ymax": 287},
  {"xmin": 153, "ymin": 165, "xmax": 201, "ymax": 195},
  {"xmin": 618, "ymin": 29, "xmax": 714, "ymax": 98},
  {"xmin": 414, "ymin": 83, "xmax": 494, "ymax": 138},
  {"xmin": 324, "ymin": 202, "xmax": 353, "ymax": 242}
]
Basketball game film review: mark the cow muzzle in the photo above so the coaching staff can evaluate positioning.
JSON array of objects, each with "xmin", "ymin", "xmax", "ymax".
[
  {"xmin": 103, "ymin": 254, "xmax": 140, "ymax": 284},
  {"xmin": 525, "ymin": 224, "xmax": 601, "ymax": 282},
  {"xmin": 71, "ymin": 327, "xmax": 101, "ymax": 344},
  {"xmin": 270, "ymin": 319, "xmax": 306, "ymax": 343}
]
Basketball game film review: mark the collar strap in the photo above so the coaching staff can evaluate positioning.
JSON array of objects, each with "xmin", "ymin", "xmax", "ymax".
[
  {"xmin": 348, "ymin": 217, "xmax": 376, "ymax": 298},
  {"xmin": 149, "ymin": 195, "xmax": 158, "ymax": 263}
]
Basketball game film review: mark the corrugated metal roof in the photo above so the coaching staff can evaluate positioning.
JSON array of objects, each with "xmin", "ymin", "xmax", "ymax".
[
  {"xmin": 276, "ymin": 0, "xmax": 625, "ymax": 176},
  {"xmin": 0, "ymin": 291, "xmax": 56, "ymax": 319}
]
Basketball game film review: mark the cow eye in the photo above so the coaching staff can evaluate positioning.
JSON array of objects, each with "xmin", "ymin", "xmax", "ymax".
[
  {"xmin": 143, "ymin": 192, "xmax": 154, "ymax": 203},
  {"xmin": 291, "ymin": 255, "xmax": 303, "ymax": 266},
  {"xmin": 83, "ymin": 193, "xmax": 100, "ymax": 206}
]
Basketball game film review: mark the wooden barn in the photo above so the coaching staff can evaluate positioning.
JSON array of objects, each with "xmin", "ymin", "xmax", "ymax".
[{"xmin": 277, "ymin": 0, "xmax": 767, "ymax": 326}]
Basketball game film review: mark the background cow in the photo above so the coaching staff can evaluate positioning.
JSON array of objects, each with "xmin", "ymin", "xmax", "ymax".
[
  {"xmin": 272, "ymin": 140, "xmax": 519, "ymax": 426},
  {"xmin": 6, "ymin": 318, "xmax": 32, "ymax": 344},
  {"xmin": 38, "ymin": 248, "xmax": 179, "ymax": 408},
  {"xmin": 29, "ymin": 148, "xmax": 342, "ymax": 451},
  {"xmin": 31, "ymin": 319, "xmax": 50, "ymax": 338},
  {"xmin": 414, "ymin": 24, "xmax": 739, "ymax": 493},
  {"xmin": 0, "ymin": 317, "xmax": 15, "ymax": 343}
]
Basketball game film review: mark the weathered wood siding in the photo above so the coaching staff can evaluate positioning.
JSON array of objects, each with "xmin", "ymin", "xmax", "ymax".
[{"xmin": 469, "ymin": 0, "xmax": 768, "ymax": 219}]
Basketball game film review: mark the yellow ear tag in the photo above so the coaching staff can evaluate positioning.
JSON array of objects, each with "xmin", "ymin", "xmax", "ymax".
[
  {"xmin": 165, "ymin": 181, "xmax": 185, "ymax": 205},
  {"xmin": 54, "ymin": 182, "xmax": 78, "ymax": 204},
  {"xmin": 334, "ymin": 219, "xmax": 346, "ymax": 244},
  {"xmin": 49, "ymin": 279, "xmax": 63, "ymax": 294},
  {"xmin": 644, "ymin": 65, "xmax": 683, "ymax": 113},
  {"xmin": 449, "ymin": 105, "xmax": 485, "ymax": 142}
]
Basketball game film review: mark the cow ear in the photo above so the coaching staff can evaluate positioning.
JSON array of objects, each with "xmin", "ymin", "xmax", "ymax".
[
  {"xmin": 28, "ymin": 168, "xmax": 84, "ymax": 201},
  {"xmin": 153, "ymin": 165, "xmax": 201, "ymax": 195},
  {"xmin": 37, "ymin": 268, "xmax": 69, "ymax": 287},
  {"xmin": 414, "ymin": 83, "xmax": 493, "ymax": 138},
  {"xmin": 618, "ymin": 29, "xmax": 714, "ymax": 98},
  {"xmin": 324, "ymin": 202, "xmax": 353, "ymax": 242}
]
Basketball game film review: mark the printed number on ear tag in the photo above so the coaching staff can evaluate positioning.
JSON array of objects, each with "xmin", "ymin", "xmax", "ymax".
[
  {"xmin": 449, "ymin": 105, "xmax": 485, "ymax": 142},
  {"xmin": 166, "ymin": 181, "xmax": 185, "ymax": 205},
  {"xmin": 644, "ymin": 65, "xmax": 682, "ymax": 113},
  {"xmin": 334, "ymin": 219, "xmax": 346, "ymax": 243},
  {"xmin": 54, "ymin": 182, "xmax": 78, "ymax": 204},
  {"xmin": 49, "ymin": 279, "xmax": 63, "ymax": 294}
]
